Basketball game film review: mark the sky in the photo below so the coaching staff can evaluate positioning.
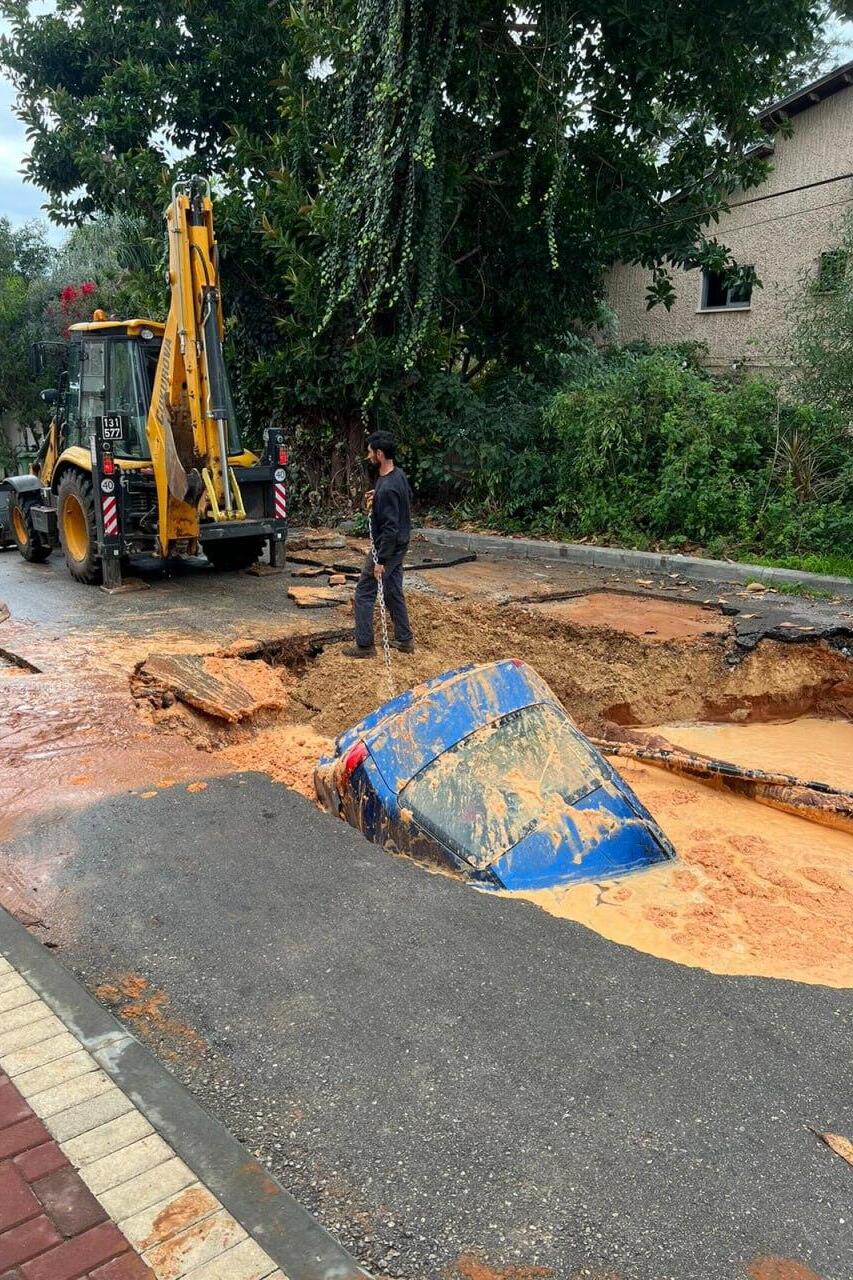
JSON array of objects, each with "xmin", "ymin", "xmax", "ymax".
[
  {"xmin": 0, "ymin": 8, "xmax": 66, "ymax": 241},
  {"xmin": 1, "ymin": 15, "xmax": 852, "ymax": 244}
]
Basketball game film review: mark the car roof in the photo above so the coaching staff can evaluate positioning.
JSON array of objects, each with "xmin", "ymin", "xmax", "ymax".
[{"xmin": 346, "ymin": 659, "xmax": 561, "ymax": 793}]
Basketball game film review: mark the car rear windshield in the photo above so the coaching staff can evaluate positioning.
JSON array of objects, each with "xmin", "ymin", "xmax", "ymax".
[{"xmin": 400, "ymin": 703, "xmax": 602, "ymax": 868}]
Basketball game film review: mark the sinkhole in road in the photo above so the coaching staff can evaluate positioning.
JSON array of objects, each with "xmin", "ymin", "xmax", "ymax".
[{"xmin": 140, "ymin": 590, "xmax": 853, "ymax": 985}]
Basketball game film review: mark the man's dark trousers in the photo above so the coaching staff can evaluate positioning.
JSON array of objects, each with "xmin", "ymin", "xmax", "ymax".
[{"xmin": 354, "ymin": 543, "xmax": 413, "ymax": 649}]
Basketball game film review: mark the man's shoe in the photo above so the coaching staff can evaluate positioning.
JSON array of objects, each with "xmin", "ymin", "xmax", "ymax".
[
  {"xmin": 392, "ymin": 639, "xmax": 415, "ymax": 653},
  {"xmin": 342, "ymin": 643, "xmax": 376, "ymax": 659}
]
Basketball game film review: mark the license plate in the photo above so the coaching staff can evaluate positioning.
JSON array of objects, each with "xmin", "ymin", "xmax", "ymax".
[{"xmin": 97, "ymin": 414, "xmax": 127, "ymax": 442}]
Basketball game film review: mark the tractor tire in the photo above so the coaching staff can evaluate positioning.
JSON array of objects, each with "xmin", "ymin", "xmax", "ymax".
[
  {"xmin": 57, "ymin": 471, "xmax": 102, "ymax": 584},
  {"xmin": 204, "ymin": 537, "xmax": 263, "ymax": 572},
  {"xmin": 7, "ymin": 493, "xmax": 51, "ymax": 564}
]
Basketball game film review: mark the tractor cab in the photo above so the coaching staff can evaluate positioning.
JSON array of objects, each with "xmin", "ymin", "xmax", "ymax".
[
  {"xmin": 56, "ymin": 317, "xmax": 241, "ymax": 465},
  {"xmin": 63, "ymin": 319, "xmax": 165, "ymax": 462}
]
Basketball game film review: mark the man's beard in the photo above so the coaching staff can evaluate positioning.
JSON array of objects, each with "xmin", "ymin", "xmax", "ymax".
[{"xmin": 364, "ymin": 459, "xmax": 380, "ymax": 482}]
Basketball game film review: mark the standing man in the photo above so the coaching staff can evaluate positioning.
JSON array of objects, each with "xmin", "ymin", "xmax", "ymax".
[{"xmin": 344, "ymin": 430, "xmax": 415, "ymax": 658}]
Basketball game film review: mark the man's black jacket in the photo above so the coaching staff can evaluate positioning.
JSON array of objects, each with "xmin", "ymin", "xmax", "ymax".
[{"xmin": 370, "ymin": 466, "xmax": 412, "ymax": 564}]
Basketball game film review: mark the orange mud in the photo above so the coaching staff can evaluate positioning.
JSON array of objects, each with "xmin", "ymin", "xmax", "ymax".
[
  {"xmin": 448, "ymin": 1256, "xmax": 554, "ymax": 1280},
  {"xmin": 201, "ymin": 654, "xmax": 288, "ymax": 711},
  {"xmin": 95, "ymin": 973, "xmax": 204, "ymax": 1052},
  {"xmin": 746, "ymin": 1259, "xmax": 826, "ymax": 1280},
  {"xmin": 141, "ymin": 1187, "xmax": 218, "ymax": 1252},
  {"xmin": 513, "ymin": 756, "xmax": 853, "ymax": 987},
  {"xmin": 0, "ymin": 605, "xmax": 352, "ymax": 844},
  {"xmin": 645, "ymin": 716, "xmax": 853, "ymax": 791},
  {"xmin": 221, "ymin": 723, "xmax": 333, "ymax": 800},
  {"xmin": 0, "ymin": 669, "xmax": 230, "ymax": 841},
  {"xmin": 526, "ymin": 591, "xmax": 731, "ymax": 641}
]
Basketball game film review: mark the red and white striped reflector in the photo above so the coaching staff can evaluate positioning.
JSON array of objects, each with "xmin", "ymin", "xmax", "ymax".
[
  {"xmin": 102, "ymin": 494, "xmax": 119, "ymax": 537},
  {"xmin": 274, "ymin": 482, "xmax": 287, "ymax": 520}
]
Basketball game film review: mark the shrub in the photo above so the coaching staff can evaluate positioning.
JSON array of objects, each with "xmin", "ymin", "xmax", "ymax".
[{"xmin": 399, "ymin": 343, "xmax": 853, "ymax": 560}]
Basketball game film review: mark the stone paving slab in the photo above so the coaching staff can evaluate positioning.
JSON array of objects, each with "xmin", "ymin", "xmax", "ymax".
[{"xmin": 0, "ymin": 915, "xmax": 370, "ymax": 1280}]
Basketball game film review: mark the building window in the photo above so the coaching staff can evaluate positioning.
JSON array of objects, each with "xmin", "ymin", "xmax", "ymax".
[
  {"xmin": 818, "ymin": 249, "xmax": 847, "ymax": 292},
  {"xmin": 699, "ymin": 269, "xmax": 752, "ymax": 311}
]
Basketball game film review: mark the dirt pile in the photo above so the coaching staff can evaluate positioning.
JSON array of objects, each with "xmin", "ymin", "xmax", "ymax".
[
  {"xmin": 284, "ymin": 593, "xmax": 853, "ymax": 737},
  {"xmin": 221, "ymin": 723, "xmax": 332, "ymax": 799}
]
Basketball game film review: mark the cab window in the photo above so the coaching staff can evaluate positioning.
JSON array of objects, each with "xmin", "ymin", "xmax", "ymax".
[
  {"xmin": 64, "ymin": 343, "xmax": 81, "ymax": 444},
  {"xmin": 107, "ymin": 341, "xmax": 152, "ymax": 459},
  {"xmin": 72, "ymin": 341, "xmax": 105, "ymax": 449}
]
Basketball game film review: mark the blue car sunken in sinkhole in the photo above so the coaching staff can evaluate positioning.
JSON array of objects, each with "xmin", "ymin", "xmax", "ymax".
[{"xmin": 314, "ymin": 659, "xmax": 676, "ymax": 891}]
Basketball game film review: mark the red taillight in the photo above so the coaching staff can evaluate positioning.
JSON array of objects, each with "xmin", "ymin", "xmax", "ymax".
[
  {"xmin": 343, "ymin": 741, "xmax": 368, "ymax": 776},
  {"xmin": 510, "ymin": 658, "xmax": 523, "ymax": 667},
  {"xmin": 102, "ymin": 454, "xmax": 115, "ymax": 475},
  {"xmin": 277, "ymin": 445, "xmax": 288, "ymax": 465}
]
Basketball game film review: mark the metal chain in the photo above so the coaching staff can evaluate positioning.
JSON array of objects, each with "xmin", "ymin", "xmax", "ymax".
[{"xmin": 368, "ymin": 517, "xmax": 396, "ymax": 700}]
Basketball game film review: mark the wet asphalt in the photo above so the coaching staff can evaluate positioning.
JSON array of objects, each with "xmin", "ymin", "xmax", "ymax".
[
  {"xmin": 5, "ymin": 775, "xmax": 851, "ymax": 1280},
  {"xmin": 1, "ymin": 544, "xmax": 852, "ymax": 1280}
]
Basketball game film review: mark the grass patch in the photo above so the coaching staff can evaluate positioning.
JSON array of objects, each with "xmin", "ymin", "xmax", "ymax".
[
  {"xmin": 751, "ymin": 553, "xmax": 853, "ymax": 580},
  {"xmin": 770, "ymin": 581, "xmax": 834, "ymax": 600}
]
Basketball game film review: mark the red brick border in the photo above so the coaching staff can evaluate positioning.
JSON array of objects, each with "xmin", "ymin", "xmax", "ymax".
[{"xmin": 0, "ymin": 1073, "xmax": 153, "ymax": 1280}]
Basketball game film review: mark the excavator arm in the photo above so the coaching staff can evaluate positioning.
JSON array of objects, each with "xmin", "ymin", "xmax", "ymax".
[{"xmin": 147, "ymin": 177, "xmax": 247, "ymax": 557}]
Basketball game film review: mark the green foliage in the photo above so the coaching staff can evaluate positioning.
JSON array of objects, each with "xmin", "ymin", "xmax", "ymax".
[
  {"xmin": 0, "ymin": 0, "xmax": 299, "ymax": 225},
  {"xmin": 752, "ymin": 551, "xmax": 853, "ymax": 578},
  {"xmin": 401, "ymin": 345, "xmax": 853, "ymax": 562},
  {"xmin": 2, "ymin": 0, "xmax": 828, "ymax": 434},
  {"xmin": 305, "ymin": 0, "xmax": 824, "ymax": 375},
  {"xmin": 789, "ymin": 209, "xmax": 853, "ymax": 422},
  {"xmin": 0, "ymin": 217, "xmax": 55, "ymax": 464}
]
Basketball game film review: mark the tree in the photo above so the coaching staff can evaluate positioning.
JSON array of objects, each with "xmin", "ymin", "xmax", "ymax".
[
  {"xmin": 0, "ymin": 218, "xmax": 54, "ymax": 468},
  {"xmin": 0, "ymin": 0, "xmax": 831, "ymax": 504},
  {"xmin": 0, "ymin": 0, "xmax": 301, "ymax": 225},
  {"xmin": 310, "ymin": 0, "xmax": 825, "ymax": 362}
]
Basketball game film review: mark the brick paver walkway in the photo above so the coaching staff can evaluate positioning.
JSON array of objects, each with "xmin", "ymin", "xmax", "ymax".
[
  {"xmin": 0, "ymin": 957, "xmax": 286, "ymax": 1280},
  {"xmin": 0, "ymin": 1072, "xmax": 151, "ymax": 1278}
]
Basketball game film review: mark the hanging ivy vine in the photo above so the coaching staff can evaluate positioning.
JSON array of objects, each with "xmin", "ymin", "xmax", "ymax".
[{"xmin": 318, "ymin": 0, "xmax": 460, "ymax": 389}]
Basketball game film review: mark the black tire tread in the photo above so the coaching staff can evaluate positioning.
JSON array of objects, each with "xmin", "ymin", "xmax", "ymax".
[
  {"xmin": 57, "ymin": 470, "xmax": 102, "ymax": 585},
  {"xmin": 9, "ymin": 493, "xmax": 51, "ymax": 564}
]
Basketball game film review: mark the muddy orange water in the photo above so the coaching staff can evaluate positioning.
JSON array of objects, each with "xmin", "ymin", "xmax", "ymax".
[
  {"xmin": 512, "ymin": 721, "xmax": 853, "ymax": 988},
  {"xmin": 646, "ymin": 716, "xmax": 853, "ymax": 790}
]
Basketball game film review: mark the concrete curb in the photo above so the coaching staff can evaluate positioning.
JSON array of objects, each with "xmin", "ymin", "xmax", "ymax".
[
  {"xmin": 413, "ymin": 526, "xmax": 853, "ymax": 596},
  {"xmin": 0, "ymin": 905, "xmax": 370, "ymax": 1280}
]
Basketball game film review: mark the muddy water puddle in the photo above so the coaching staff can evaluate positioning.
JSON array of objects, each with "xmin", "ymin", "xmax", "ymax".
[
  {"xmin": 515, "ymin": 722, "xmax": 853, "ymax": 987},
  {"xmin": 646, "ymin": 715, "xmax": 853, "ymax": 790}
]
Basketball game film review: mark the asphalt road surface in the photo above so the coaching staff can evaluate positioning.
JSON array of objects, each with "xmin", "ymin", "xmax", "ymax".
[{"xmin": 5, "ymin": 775, "xmax": 851, "ymax": 1280}]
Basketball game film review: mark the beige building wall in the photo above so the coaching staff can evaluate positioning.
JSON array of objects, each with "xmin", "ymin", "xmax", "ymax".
[{"xmin": 604, "ymin": 88, "xmax": 853, "ymax": 374}]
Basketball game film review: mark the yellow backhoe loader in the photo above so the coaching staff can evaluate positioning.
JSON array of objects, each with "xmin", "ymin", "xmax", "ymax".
[{"xmin": 0, "ymin": 177, "xmax": 287, "ymax": 589}]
